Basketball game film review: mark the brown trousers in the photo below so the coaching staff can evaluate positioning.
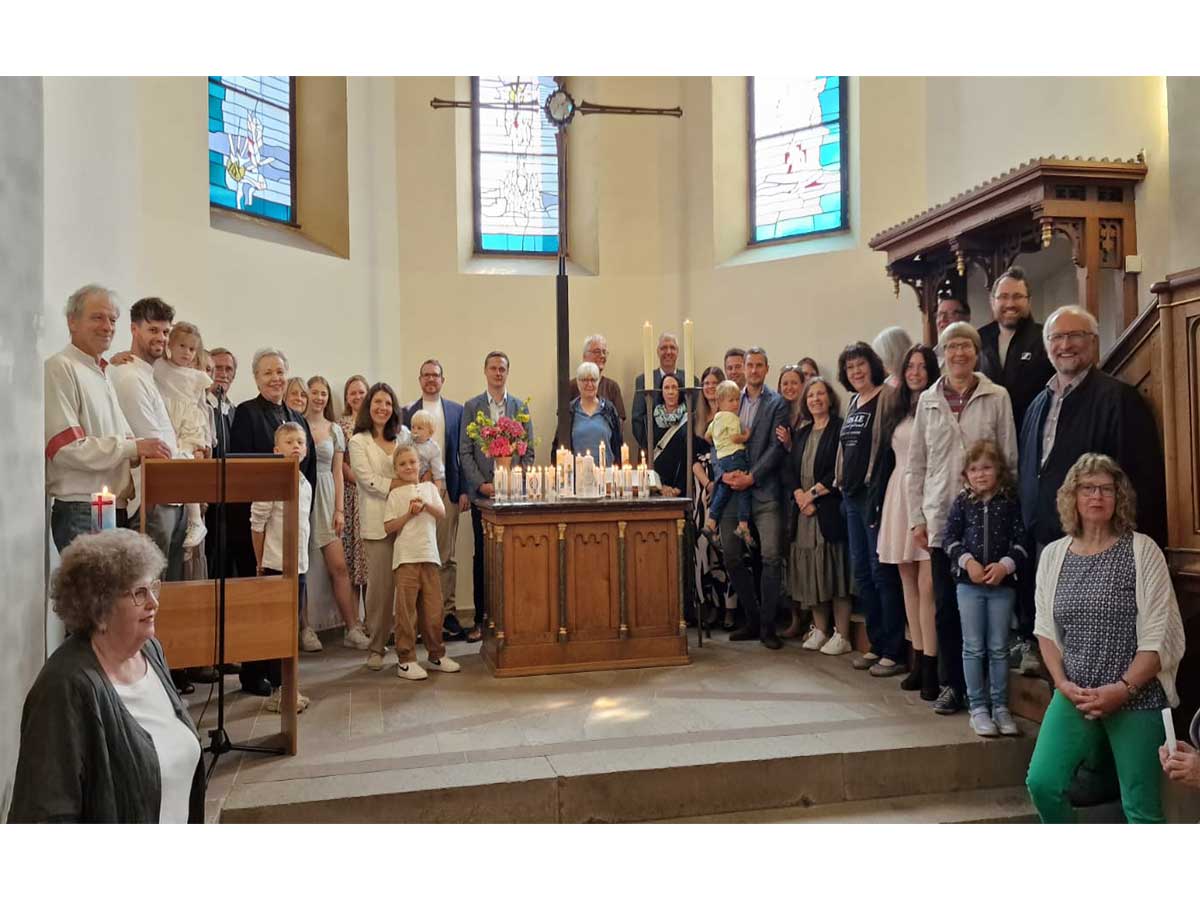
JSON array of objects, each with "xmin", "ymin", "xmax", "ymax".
[
  {"xmin": 435, "ymin": 488, "xmax": 460, "ymax": 615},
  {"xmin": 364, "ymin": 536, "xmax": 397, "ymax": 655},
  {"xmin": 393, "ymin": 561, "xmax": 446, "ymax": 663}
]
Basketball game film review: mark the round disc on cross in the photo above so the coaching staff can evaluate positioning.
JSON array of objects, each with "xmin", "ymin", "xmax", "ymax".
[{"xmin": 544, "ymin": 89, "xmax": 576, "ymax": 127}]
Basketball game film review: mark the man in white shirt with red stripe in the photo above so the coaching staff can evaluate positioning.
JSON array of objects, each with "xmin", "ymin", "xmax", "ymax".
[{"xmin": 45, "ymin": 284, "xmax": 171, "ymax": 553}]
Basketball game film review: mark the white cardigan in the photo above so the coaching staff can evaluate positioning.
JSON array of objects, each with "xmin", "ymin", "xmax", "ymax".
[
  {"xmin": 348, "ymin": 428, "xmax": 410, "ymax": 541},
  {"xmin": 1034, "ymin": 532, "xmax": 1185, "ymax": 708}
]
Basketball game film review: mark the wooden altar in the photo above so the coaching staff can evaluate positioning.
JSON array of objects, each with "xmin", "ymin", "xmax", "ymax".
[{"xmin": 477, "ymin": 497, "xmax": 692, "ymax": 677}]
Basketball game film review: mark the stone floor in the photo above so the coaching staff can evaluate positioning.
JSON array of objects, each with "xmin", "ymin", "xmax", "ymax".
[{"xmin": 189, "ymin": 632, "xmax": 1037, "ymax": 823}]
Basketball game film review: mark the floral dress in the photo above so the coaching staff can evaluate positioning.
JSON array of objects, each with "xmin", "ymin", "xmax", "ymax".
[{"xmin": 339, "ymin": 414, "xmax": 368, "ymax": 587}]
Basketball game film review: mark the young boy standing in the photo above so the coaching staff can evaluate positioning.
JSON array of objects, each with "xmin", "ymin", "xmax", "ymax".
[
  {"xmin": 384, "ymin": 443, "xmax": 460, "ymax": 680},
  {"xmin": 250, "ymin": 421, "xmax": 313, "ymax": 713}
]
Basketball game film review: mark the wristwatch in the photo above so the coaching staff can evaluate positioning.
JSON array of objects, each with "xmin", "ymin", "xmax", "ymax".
[{"xmin": 1119, "ymin": 676, "xmax": 1139, "ymax": 698}]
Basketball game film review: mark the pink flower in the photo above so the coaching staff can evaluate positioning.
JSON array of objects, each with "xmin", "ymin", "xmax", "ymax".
[
  {"xmin": 489, "ymin": 437, "xmax": 512, "ymax": 458},
  {"xmin": 516, "ymin": 441, "xmax": 528, "ymax": 457},
  {"xmin": 482, "ymin": 425, "xmax": 497, "ymax": 440}
]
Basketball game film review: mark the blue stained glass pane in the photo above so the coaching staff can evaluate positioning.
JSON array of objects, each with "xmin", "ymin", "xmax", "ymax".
[
  {"xmin": 751, "ymin": 76, "xmax": 847, "ymax": 242},
  {"xmin": 474, "ymin": 75, "xmax": 560, "ymax": 255},
  {"xmin": 208, "ymin": 75, "xmax": 292, "ymax": 223}
]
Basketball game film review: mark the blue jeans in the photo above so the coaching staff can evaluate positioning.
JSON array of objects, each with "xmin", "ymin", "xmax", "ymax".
[
  {"xmin": 51, "ymin": 500, "xmax": 131, "ymax": 553},
  {"xmin": 843, "ymin": 490, "xmax": 906, "ymax": 661},
  {"xmin": 956, "ymin": 582, "xmax": 1015, "ymax": 711},
  {"xmin": 709, "ymin": 450, "xmax": 751, "ymax": 525},
  {"xmin": 143, "ymin": 503, "xmax": 187, "ymax": 583}
]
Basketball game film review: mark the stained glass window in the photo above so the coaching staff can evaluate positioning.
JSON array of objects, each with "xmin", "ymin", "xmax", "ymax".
[
  {"xmin": 749, "ymin": 76, "xmax": 848, "ymax": 244},
  {"xmin": 473, "ymin": 76, "xmax": 560, "ymax": 255},
  {"xmin": 208, "ymin": 76, "xmax": 295, "ymax": 224}
]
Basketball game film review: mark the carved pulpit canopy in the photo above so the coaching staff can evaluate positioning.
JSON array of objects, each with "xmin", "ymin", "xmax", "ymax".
[{"xmin": 869, "ymin": 155, "xmax": 1148, "ymax": 344}]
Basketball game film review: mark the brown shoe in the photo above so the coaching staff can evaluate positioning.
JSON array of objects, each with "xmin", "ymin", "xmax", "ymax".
[{"xmin": 465, "ymin": 626, "xmax": 483, "ymax": 643}]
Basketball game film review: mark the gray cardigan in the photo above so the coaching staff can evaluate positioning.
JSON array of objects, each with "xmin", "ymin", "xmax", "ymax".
[{"xmin": 9, "ymin": 635, "xmax": 205, "ymax": 823}]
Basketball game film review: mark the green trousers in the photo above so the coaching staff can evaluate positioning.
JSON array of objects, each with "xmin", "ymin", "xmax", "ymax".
[{"xmin": 1026, "ymin": 690, "xmax": 1166, "ymax": 824}]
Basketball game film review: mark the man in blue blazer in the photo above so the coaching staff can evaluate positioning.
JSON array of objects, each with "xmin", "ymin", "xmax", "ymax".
[
  {"xmin": 403, "ymin": 358, "xmax": 467, "ymax": 641},
  {"xmin": 718, "ymin": 346, "xmax": 789, "ymax": 649},
  {"xmin": 459, "ymin": 350, "xmax": 536, "ymax": 642}
]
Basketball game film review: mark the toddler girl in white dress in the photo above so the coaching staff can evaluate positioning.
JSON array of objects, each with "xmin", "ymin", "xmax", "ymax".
[{"xmin": 154, "ymin": 321, "xmax": 213, "ymax": 550}]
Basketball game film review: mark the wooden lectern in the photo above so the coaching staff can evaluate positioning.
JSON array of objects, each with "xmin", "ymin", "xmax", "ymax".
[{"xmin": 140, "ymin": 457, "xmax": 300, "ymax": 754}]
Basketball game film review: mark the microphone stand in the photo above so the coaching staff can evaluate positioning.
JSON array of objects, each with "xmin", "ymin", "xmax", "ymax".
[{"xmin": 205, "ymin": 387, "xmax": 284, "ymax": 781}]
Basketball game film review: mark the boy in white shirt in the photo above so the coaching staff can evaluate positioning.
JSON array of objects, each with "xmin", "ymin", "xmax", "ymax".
[
  {"xmin": 384, "ymin": 443, "xmax": 459, "ymax": 680},
  {"xmin": 250, "ymin": 422, "xmax": 313, "ymax": 712},
  {"xmin": 409, "ymin": 409, "xmax": 446, "ymax": 492}
]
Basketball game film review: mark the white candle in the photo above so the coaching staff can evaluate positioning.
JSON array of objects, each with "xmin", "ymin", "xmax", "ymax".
[
  {"xmin": 91, "ymin": 485, "xmax": 116, "ymax": 531},
  {"xmin": 642, "ymin": 321, "xmax": 655, "ymax": 391},
  {"xmin": 512, "ymin": 465, "xmax": 524, "ymax": 500},
  {"xmin": 621, "ymin": 445, "xmax": 630, "ymax": 468},
  {"xmin": 495, "ymin": 465, "xmax": 508, "ymax": 502},
  {"xmin": 527, "ymin": 467, "xmax": 542, "ymax": 501},
  {"xmin": 598, "ymin": 442, "xmax": 606, "ymax": 472},
  {"xmin": 682, "ymin": 319, "xmax": 695, "ymax": 382}
]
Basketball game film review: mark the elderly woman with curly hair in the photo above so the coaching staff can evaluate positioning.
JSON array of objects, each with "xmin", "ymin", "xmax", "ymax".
[
  {"xmin": 1025, "ymin": 453, "xmax": 1186, "ymax": 824},
  {"xmin": 10, "ymin": 530, "xmax": 204, "ymax": 822}
]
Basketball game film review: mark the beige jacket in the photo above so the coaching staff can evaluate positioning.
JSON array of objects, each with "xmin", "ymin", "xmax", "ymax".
[
  {"xmin": 905, "ymin": 374, "xmax": 1017, "ymax": 547},
  {"xmin": 1034, "ymin": 532, "xmax": 1185, "ymax": 708}
]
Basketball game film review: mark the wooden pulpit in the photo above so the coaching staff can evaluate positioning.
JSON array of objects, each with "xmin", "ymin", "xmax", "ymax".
[{"xmin": 140, "ymin": 457, "xmax": 300, "ymax": 754}]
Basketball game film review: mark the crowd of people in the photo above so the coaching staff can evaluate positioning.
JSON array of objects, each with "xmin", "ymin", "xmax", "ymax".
[{"xmin": 14, "ymin": 270, "xmax": 1200, "ymax": 822}]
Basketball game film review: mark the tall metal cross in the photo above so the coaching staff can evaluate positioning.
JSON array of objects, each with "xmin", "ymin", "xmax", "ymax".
[{"xmin": 431, "ymin": 77, "xmax": 682, "ymax": 445}]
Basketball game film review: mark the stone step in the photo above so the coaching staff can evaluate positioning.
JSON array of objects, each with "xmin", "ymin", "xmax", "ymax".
[{"xmin": 221, "ymin": 724, "xmax": 1038, "ymax": 824}]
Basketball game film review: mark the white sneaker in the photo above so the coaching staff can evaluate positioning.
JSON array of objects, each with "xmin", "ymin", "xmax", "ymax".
[
  {"xmin": 343, "ymin": 625, "xmax": 370, "ymax": 650},
  {"xmin": 427, "ymin": 655, "xmax": 461, "ymax": 673},
  {"xmin": 366, "ymin": 651, "xmax": 385, "ymax": 671},
  {"xmin": 396, "ymin": 661, "xmax": 428, "ymax": 681},
  {"xmin": 182, "ymin": 521, "xmax": 208, "ymax": 549},
  {"xmin": 993, "ymin": 707, "xmax": 1021, "ymax": 736},
  {"xmin": 970, "ymin": 709, "xmax": 999, "ymax": 737},
  {"xmin": 819, "ymin": 631, "xmax": 852, "ymax": 656},
  {"xmin": 265, "ymin": 689, "xmax": 310, "ymax": 714},
  {"xmin": 300, "ymin": 627, "xmax": 323, "ymax": 653},
  {"xmin": 801, "ymin": 628, "xmax": 828, "ymax": 651}
]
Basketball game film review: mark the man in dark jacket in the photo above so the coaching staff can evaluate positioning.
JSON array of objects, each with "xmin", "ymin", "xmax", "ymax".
[
  {"xmin": 720, "ymin": 347, "xmax": 789, "ymax": 649},
  {"xmin": 978, "ymin": 266, "xmax": 1054, "ymax": 433},
  {"xmin": 1016, "ymin": 304, "xmax": 1167, "ymax": 672}
]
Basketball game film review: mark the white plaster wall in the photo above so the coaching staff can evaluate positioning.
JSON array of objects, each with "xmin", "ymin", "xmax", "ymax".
[
  {"xmin": 1166, "ymin": 77, "xmax": 1200, "ymax": 276},
  {"xmin": 0, "ymin": 77, "xmax": 46, "ymax": 820}
]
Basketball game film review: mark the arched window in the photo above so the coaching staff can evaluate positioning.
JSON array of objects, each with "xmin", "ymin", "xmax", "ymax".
[
  {"xmin": 208, "ymin": 76, "xmax": 295, "ymax": 224},
  {"xmin": 472, "ymin": 75, "xmax": 560, "ymax": 255},
  {"xmin": 748, "ymin": 76, "xmax": 847, "ymax": 244}
]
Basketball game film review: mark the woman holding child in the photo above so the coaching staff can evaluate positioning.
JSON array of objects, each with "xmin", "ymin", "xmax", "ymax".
[{"xmin": 348, "ymin": 382, "xmax": 411, "ymax": 671}]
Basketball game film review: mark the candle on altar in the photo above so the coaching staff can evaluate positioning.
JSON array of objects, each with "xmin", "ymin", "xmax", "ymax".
[
  {"xmin": 597, "ymin": 442, "xmax": 607, "ymax": 472},
  {"xmin": 642, "ymin": 321, "xmax": 655, "ymax": 391},
  {"xmin": 545, "ymin": 465, "xmax": 556, "ymax": 501},
  {"xmin": 495, "ymin": 464, "xmax": 508, "ymax": 501},
  {"xmin": 91, "ymin": 485, "xmax": 116, "ymax": 531},
  {"xmin": 621, "ymin": 445, "xmax": 630, "ymax": 467},
  {"xmin": 512, "ymin": 465, "xmax": 524, "ymax": 500},
  {"xmin": 527, "ymin": 466, "xmax": 542, "ymax": 501},
  {"xmin": 637, "ymin": 463, "xmax": 649, "ymax": 498},
  {"xmin": 682, "ymin": 319, "xmax": 695, "ymax": 381}
]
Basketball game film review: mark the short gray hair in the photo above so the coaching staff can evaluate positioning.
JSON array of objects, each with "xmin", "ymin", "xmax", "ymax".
[
  {"xmin": 51, "ymin": 530, "xmax": 165, "ymax": 636},
  {"xmin": 252, "ymin": 347, "xmax": 289, "ymax": 375},
  {"xmin": 65, "ymin": 284, "xmax": 119, "ymax": 320},
  {"xmin": 658, "ymin": 332, "xmax": 679, "ymax": 347},
  {"xmin": 872, "ymin": 326, "xmax": 913, "ymax": 377},
  {"xmin": 1044, "ymin": 305, "xmax": 1099, "ymax": 341},
  {"xmin": 939, "ymin": 321, "xmax": 982, "ymax": 352},
  {"xmin": 582, "ymin": 334, "xmax": 607, "ymax": 355},
  {"xmin": 576, "ymin": 361, "xmax": 601, "ymax": 382}
]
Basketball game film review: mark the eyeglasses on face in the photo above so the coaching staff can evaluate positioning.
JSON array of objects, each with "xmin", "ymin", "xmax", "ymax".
[
  {"xmin": 994, "ymin": 293, "xmax": 1029, "ymax": 302},
  {"xmin": 1048, "ymin": 330, "xmax": 1094, "ymax": 346},
  {"xmin": 1077, "ymin": 483, "xmax": 1116, "ymax": 498},
  {"xmin": 126, "ymin": 580, "xmax": 162, "ymax": 606}
]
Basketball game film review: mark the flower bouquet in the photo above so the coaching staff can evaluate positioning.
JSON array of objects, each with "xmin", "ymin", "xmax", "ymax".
[{"xmin": 465, "ymin": 404, "xmax": 530, "ymax": 461}]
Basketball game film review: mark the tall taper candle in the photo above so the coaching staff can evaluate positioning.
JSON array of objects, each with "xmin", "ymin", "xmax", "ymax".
[
  {"xmin": 642, "ymin": 321, "xmax": 655, "ymax": 390},
  {"xmin": 682, "ymin": 319, "xmax": 695, "ymax": 382}
]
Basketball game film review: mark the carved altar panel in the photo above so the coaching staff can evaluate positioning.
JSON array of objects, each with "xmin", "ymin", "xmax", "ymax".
[
  {"xmin": 625, "ymin": 521, "xmax": 678, "ymax": 637},
  {"xmin": 567, "ymin": 524, "xmax": 620, "ymax": 639},
  {"xmin": 505, "ymin": 525, "xmax": 558, "ymax": 644}
]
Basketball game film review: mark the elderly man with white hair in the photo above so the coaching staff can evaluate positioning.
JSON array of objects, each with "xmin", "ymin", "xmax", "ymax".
[
  {"xmin": 567, "ymin": 333, "xmax": 627, "ymax": 422},
  {"xmin": 228, "ymin": 347, "xmax": 317, "ymax": 697},
  {"xmin": 45, "ymin": 284, "xmax": 172, "ymax": 553},
  {"xmin": 1014, "ymin": 304, "xmax": 1168, "ymax": 675}
]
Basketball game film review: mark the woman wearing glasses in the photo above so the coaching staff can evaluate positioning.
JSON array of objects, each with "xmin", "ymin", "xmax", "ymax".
[
  {"xmin": 1025, "ymin": 454, "xmax": 1185, "ymax": 824},
  {"xmin": 10, "ymin": 530, "xmax": 205, "ymax": 823}
]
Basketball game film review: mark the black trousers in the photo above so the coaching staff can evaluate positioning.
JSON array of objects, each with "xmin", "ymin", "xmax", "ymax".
[
  {"xmin": 1014, "ymin": 543, "xmax": 1045, "ymax": 641},
  {"xmin": 471, "ymin": 505, "xmax": 486, "ymax": 625},
  {"xmin": 930, "ymin": 547, "xmax": 965, "ymax": 695}
]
